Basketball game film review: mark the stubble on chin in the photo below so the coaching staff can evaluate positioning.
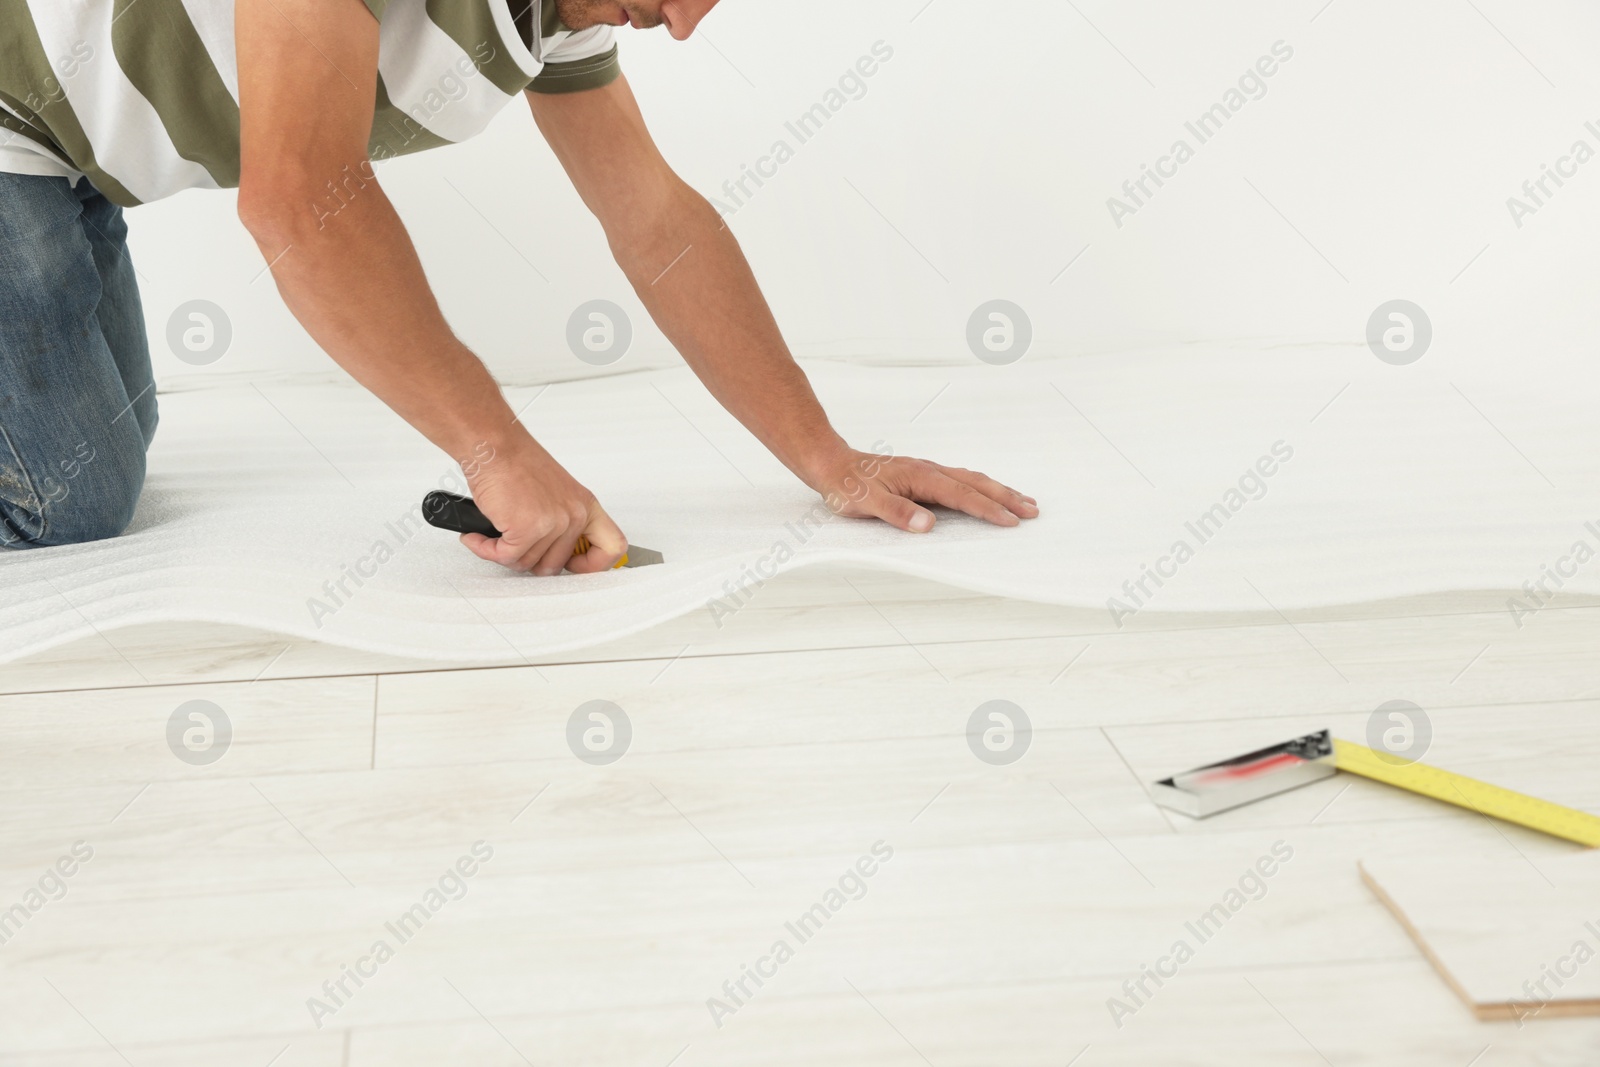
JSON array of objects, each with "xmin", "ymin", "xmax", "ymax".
[
  {"xmin": 550, "ymin": 0, "xmax": 595, "ymax": 29},
  {"xmin": 554, "ymin": 0, "xmax": 664, "ymax": 30}
]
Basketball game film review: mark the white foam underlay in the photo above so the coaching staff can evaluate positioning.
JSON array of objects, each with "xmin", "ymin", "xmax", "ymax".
[{"xmin": 3, "ymin": 350, "xmax": 1596, "ymax": 666}]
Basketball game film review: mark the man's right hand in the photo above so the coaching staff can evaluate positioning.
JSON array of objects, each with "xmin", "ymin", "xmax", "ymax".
[{"xmin": 458, "ymin": 435, "xmax": 628, "ymax": 576}]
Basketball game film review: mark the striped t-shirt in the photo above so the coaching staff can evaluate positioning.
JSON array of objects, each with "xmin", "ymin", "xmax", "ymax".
[{"xmin": 0, "ymin": 0, "xmax": 619, "ymax": 206}]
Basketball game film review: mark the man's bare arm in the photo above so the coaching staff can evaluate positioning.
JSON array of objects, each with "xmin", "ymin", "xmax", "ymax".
[
  {"xmin": 234, "ymin": 0, "xmax": 627, "ymax": 574},
  {"xmin": 528, "ymin": 76, "xmax": 1037, "ymax": 532}
]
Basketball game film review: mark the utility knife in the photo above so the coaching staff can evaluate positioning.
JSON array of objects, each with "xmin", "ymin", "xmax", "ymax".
[{"xmin": 422, "ymin": 491, "xmax": 663, "ymax": 568}]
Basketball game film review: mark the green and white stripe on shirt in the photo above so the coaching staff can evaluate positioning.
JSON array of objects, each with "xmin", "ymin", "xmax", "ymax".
[{"xmin": 0, "ymin": 0, "xmax": 619, "ymax": 206}]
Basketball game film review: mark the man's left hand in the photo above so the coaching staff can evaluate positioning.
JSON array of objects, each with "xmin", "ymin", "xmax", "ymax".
[{"xmin": 806, "ymin": 450, "xmax": 1039, "ymax": 533}]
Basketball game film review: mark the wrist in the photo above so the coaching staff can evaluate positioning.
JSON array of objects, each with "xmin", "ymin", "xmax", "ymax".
[
  {"xmin": 454, "ymin": 422, "xmax": 546, "ymax": 490},
  {"xmin": 792, "ymin": 434, "xmax": 856, "ymax": 491},
  {"xmin": 799, "ymin": 437, "xmax": 899, "ymax": 497},
  {"xmin": 418, "ymin": 361, "xmax": 526, "ymax": 468}
]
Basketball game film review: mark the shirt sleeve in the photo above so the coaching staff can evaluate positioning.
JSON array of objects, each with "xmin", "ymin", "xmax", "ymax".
[
  {"xmin": 528, "ymin": 26, "xmax": 620, "ymax": 95},
  {"xmin": 359, "ymin": 0, "xmax": 388, "ymax": 19}
]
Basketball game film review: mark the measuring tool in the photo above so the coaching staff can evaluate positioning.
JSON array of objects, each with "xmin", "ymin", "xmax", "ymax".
[
  {"xmin": 1330, "ymin": 737, "xmax": 1600, "ymax": 847},
  {"xmin": 1153, "ymin": 729, "xmax": 1600, "ymax": 847}
]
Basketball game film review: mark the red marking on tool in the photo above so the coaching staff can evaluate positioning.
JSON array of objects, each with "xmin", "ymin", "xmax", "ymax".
[{"xmin": 1186, "ymin": 751, "xmax": 1306, "ymax": 786}]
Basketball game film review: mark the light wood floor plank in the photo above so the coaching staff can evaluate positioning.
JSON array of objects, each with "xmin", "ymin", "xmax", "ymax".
[
  {"xmin": 344, "ymin": 960, "xmax": 1597, "ymax": 1067},
  {"xmin": 0, "ymin": 826, "xmax": 1429, "ymax": 1050},
  {"xmin": 0, "ymin": 676, "xmax": 376, "ymax": 788},
  {"xmin": 7, "ymin": 565, "xmax": 1599, "ymax": 695},
  {"xmin": 0, "ymin": 1034, "xmax": 345, "ymax": 1067}
]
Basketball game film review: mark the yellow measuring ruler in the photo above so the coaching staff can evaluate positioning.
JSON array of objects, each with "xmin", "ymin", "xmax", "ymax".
[{"xmin": 1332, "ymin": 738, "xmax": 1600, "ymax": 848}]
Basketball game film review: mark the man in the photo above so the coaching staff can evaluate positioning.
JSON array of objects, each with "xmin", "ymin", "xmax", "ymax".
[{"xmin": 0, "ymin": 0, "xmax": 1037, "ymax": 573}]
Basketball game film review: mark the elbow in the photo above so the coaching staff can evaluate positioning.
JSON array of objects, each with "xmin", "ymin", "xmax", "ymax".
[
  {"xmin": 607, "ymin": 178, "xmax": 723, "ymax": 264},
  {"xmin": 679, "ymin": 183, "xmax": 725, "ymax": 231},
  {"xmin": 237, "ymin": 180, "xmax": 307, "ymax": 248},
  {"xmin": 237, "ymin": 159, "xmax": 379, "ymax": 247},
  {"xmin": 236, "ymin": 183, "xmax": 302, "ymax": 251}
]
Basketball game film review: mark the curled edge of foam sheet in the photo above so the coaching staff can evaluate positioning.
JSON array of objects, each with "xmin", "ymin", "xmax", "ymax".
[{"xmin": 6, "ymin": 352, "xmax": 1600, "ymax": 665}]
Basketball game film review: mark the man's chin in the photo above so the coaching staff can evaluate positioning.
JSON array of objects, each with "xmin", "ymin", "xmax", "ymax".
[
  {"xmin": 551, "ymin": 1, "xmax": 599, "ymax": 30},
  {"xmin": 553, "ymin": 0, "xmax": 627, "ymax": 31}
]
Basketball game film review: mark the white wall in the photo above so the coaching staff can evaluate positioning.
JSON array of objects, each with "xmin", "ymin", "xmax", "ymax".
[{"xmin": 129, "ymin": 0, "xmax": 1600, "ymax": 388}]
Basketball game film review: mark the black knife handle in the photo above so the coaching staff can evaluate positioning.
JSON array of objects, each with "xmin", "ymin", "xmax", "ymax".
[{"xmin": 423, "ymin": 491, "xmax": 502, "ymax": 538}]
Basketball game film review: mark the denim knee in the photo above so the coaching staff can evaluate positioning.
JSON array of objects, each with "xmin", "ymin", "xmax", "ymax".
[
  {"xmin": 0, "ymin": 438, "xmax": 146, "ymax": 548},
  {"xmin": 0, "ymin": 173, "xmax": 156, "ymax": 549}
]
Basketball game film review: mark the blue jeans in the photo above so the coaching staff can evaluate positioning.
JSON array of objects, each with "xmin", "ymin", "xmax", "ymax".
[{"xmin": 0, "ymin": 172, "xmax": 156, "ymax": 547}]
